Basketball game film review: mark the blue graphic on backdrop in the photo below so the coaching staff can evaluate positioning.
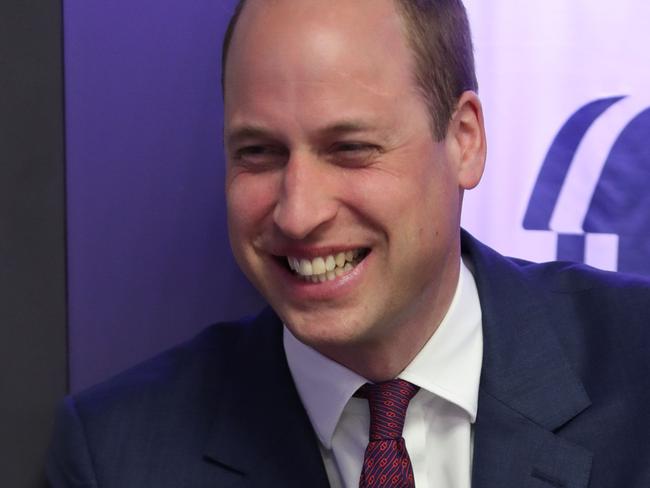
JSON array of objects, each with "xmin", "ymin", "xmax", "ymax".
[{"xmin": 523, "ymin": 96, "xmax": 650, "ymax": 276}]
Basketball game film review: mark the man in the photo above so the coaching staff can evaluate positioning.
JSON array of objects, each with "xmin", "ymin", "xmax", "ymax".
[{"xmin": 47, "ymin": 1, "xmax": 650, "ymax": 487}]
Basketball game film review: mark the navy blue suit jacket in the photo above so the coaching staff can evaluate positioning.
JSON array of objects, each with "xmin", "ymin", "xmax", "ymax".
[{"xmin": 47, "ymin": 232, "xmax": 650, "ymax": 487}]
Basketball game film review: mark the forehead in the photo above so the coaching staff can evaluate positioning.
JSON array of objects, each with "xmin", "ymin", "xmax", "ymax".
[
  {"xmin": 231, "ymin": 0, "xmax": 405, "ymax": 54},
  {"xmin": 224, "ymin": 0, "xmax": 419, "ymax": 118}
]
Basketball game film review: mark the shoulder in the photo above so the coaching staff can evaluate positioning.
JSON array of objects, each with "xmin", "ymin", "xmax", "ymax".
[
  {"xmin": 510, "ymin": 258, "xmax": 650, "ymax": 324},
  {"xmin": 71, "ymin": 308, "xmax": 281, "ymax": 416},
  {"xmin": 514, "ymin": 255, "xmax": 650, "ymax": 291},
  {"xmin": 463, "ymin": 230, "xmax": 650, "ymax": 374},
  {"xmin": 517, "ymin": 259, "xmax": 650, "ymax": 348},
  {"xmin": 462, "ymin": 229, "xmax": 650, "ymax": 305},
  {"xmin": 47, "ymin": 308, "xmax": 284, "ymax": 485},
  {"xmin": 496, "ymin": 254, "xmax": 650, "ymax": 340},
  {"xmin": 54, "ymin": 308, "xmax": 284, "ymax": 448}
]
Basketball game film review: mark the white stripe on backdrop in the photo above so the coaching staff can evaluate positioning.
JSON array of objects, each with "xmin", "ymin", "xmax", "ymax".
[{"xmin": 462, "ymin": 1, "xmax": 650, "ymax": 276}]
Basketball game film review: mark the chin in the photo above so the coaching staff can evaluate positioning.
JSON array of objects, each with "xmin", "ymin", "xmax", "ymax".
[{"xmin": 282, "ymin": 307, "xmax": 373, "ymax": 348}]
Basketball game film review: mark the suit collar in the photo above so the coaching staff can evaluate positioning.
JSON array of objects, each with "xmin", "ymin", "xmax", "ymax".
[
  {"xmin": 463, "ymin": 231, "xmax": 591, "ymax": 429},
  {"xmin": 202, "ymin": 308, "xmax": 329, "ymax": 487},
  {"xmin": 462, "ymin": 231, "xmax": 593, "ymax": 487}
]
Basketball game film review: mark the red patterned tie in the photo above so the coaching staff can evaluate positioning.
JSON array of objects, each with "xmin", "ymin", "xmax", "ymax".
[{"xmin": 357, "ymin": 379, "xmax": 419, "ymax": 487}]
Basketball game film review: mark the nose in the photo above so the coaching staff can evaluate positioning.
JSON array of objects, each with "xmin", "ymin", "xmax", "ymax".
[{"xmin": 273, "ymin": 153, "xmax": 338, "ymax": 240}]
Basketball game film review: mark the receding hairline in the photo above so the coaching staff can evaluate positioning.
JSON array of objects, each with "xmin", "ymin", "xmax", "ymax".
[
  {"xmin": 221, "ymin": 0, "xmax": 476, "ymax": 139},
  {"xmin": 222, "ymin": 0, "xmax": 415, "ymax": 82}
]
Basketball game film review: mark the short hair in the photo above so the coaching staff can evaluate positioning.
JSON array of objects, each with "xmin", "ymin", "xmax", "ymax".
[{"xmin": 221, "ymin": 0, "xmax": 477, "ymax": 140}]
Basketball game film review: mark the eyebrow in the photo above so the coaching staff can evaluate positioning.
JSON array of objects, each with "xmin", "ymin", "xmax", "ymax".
[
  {"xmin": 226, "ymin": 119, "xmax": 381, "ymax": 149},
  {"xmin": 226, "ymin": 125, "xmax": 279, "ymax": 149},
  {"xmin": 319, "ymin": 120, "xmax": 378, "ymax": 136}
]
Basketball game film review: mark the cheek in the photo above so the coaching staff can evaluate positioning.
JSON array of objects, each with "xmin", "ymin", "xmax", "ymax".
[
  {"xmin": 226, "ymin": 173, "xmax": 280, "ymax": 235},
  {"xmin": 359, "ymin": 162, "xmax": 458, "ymax": 252}
]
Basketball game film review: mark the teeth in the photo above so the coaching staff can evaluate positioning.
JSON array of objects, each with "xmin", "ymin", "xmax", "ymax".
[
  {"xmin": 299, "ymin": 259, "xmax": 313, "ymax": 276},
  {"xmin": 312, "ymin": 257, "xmax": 326, "ymax": 275},
  {"xmin": 287, "ymin": 249, "xmax": 366, "ymax": 281}
]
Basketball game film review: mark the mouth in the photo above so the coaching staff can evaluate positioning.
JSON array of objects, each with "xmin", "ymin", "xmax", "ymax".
[{"xmin": 278, "ymin": 248, "xmax": 370, "ymax": 283}]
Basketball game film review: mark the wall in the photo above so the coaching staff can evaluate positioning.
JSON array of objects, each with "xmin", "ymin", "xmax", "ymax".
[{"xmin": 0, "ymin": 1, "xmax": 67, "ymax": 486}]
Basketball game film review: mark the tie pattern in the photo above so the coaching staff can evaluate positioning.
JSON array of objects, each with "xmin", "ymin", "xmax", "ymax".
[{"xmin": 357, "ymin": 379, "xmax": 419, "ymax": 487}]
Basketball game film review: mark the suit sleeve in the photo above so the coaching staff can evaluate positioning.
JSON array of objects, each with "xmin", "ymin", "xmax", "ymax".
[{"xmin": 46, "ymin": 396, "xmax": 99, "ymax": 488}]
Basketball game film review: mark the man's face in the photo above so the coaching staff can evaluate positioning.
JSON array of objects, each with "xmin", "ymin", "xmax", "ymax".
[{"xmin": 224, "ymin": 0, "xmax": 476, "ymax": 358}]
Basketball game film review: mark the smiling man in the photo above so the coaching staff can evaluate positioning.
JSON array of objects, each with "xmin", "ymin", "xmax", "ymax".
[
  {"xmin": 47, "ymin": 1, "xmax": 650, "ymax": 487},
  {"xmin": 223, "ymin": 0, "xmax": 485, "ymax": 385}
]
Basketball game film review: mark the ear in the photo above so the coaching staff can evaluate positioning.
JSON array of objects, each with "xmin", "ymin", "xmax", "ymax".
[{"xmin": 446, "ymin": 91, "xmax": 487, "ymax": 190}]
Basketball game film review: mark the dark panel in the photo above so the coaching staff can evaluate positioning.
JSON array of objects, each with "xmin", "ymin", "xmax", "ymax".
[{"xmin": 0, "ymin": 1, "xmax": 67, "ymax": 486}]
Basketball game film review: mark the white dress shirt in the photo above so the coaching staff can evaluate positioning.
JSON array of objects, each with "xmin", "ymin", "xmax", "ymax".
[{"xmin": 284, "ymin": 261, "xmax": 483, "ymax": 488}]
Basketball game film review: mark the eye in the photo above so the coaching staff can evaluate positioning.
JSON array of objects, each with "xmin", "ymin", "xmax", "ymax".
[
  {"xmin": 334, "ymin": 142, "xmax": 376, "ymax": 153},
  {"xmin": 329, "ymin": 142, "xmax": 381, "ymax": 167},
  {"xmin": 231, "ymin": 145, "xmax": 288, "ymax": 171}
]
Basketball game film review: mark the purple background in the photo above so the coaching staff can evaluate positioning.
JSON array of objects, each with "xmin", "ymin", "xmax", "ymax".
[{"xmin": 64, "ymin": 0, "xmax": 264, "ymax": 392}]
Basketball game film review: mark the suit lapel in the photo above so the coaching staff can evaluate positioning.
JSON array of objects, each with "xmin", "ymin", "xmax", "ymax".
[
  {"xmin": 472, "ymin": 392, "xmax": 592, "ymax": 488},
  {"xmin": 202, "ymin": 308, "xmax": 330, "ymax": 487},
  {"xmin": 463, "ymin": 232, "xmax": 593, "ymax": 488}
]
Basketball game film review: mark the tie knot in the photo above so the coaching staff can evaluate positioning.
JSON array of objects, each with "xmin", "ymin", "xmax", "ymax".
[{"xmin": 357, "ymin": 379, "xmax": 419, "ymax": 440}]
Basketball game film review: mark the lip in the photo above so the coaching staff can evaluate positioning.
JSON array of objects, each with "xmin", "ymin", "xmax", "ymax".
[
  {"xmin": 271, "ymin": 244, "xmax": 368, "ymax": 260},
  {"xmin": 267, "ymin": 248, "xmax": 371, "ymax": 302}
]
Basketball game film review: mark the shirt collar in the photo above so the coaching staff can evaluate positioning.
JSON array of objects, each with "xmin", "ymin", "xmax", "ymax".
[
  {"xmin": 283, "ymin": 259, "xmax": 483, "ymax": 449},
  {"xmin": 398, "ymin": 259, "xmax": 483, "ymax": 422}
]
